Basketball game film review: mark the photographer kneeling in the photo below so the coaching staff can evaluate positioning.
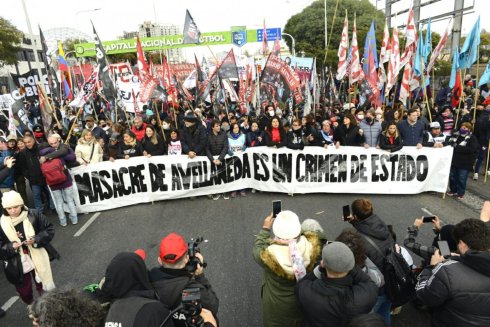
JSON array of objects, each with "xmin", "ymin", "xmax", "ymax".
[{"xmin": 150, "ymin": 233, "xmax": 219, "ymax": 327}]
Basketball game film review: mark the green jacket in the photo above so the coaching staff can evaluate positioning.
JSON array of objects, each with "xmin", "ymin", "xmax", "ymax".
[{"xmin": 253, "ymin": 229, "xmax": 321, "ymax": 327}]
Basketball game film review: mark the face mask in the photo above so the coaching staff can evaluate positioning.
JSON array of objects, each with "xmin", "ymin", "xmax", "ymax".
[
  {"xmin": 365, "ymin": 117, "xmax": 372, "ymax": 123},
  {"xmin": 74, "ymin": 128, "xmax": 80, "ymax": 133},
  {"xmin": 162, "ymin": 123, "xmax": 170, "ymax": 130},
  {"xmin": 184, "ymin": 122, "xmax": 194, "ymax": 128},
  {"xmin": 376, "ymin": 114, "xmax": 382, "ymax": 120},
  {"xmin": 459, "ymin": 128, "xmax": 469, "ymax": 135},
  {"xmin": 34, "ymin": 132, "xmax": 44, "ymax": 138},
  {"xmin": 357, "ymin": 114, "xmax": 364, "ymax": 120},
  {"xmin": 222, "ymin": 124, "xmax": 230, "ymax": 132},
  {"xmin": 268, "ymin": 111, "xmax": 275, "ymax": 117}
]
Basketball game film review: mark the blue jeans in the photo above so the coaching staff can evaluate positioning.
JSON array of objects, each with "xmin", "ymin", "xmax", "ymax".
[
  {"xmin": 50, "ymin": 186, "xmax": 78, "ymax": 225},
  {"xmin": 372, "ymin": 293, "xmax": 392, "ymax": 326},
  {"xmin": 31, "ymin": 185, "xmax": 54, "ymax": 214},
  {"xmin": 449, "ymin": 167, "xmax": 470, "ymax": 196}
]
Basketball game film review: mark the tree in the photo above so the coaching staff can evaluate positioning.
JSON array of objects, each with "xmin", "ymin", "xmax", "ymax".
[
  {"xmin": 284, "ymin": 0, "xmax": 384, "ymax": 68},
  {"xmin": 0, "ymin": 17, "xmax": 23, "ymax": 67}
]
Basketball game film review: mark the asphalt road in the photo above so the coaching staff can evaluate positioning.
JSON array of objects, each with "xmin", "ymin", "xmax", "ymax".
[{"xmin": 0, "ymin": 191, "xmax": 479, "ymax": 327}]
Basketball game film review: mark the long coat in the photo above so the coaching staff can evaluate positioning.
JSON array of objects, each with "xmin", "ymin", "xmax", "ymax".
[{"xmin": 253, "ymin": 229, "xmax": 321, "ymax": 327}]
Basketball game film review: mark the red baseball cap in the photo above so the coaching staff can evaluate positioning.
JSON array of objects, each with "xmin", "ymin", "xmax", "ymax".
[{"xmin": 159, "ymin": 233, "xmax": 188, "ymax": 263}]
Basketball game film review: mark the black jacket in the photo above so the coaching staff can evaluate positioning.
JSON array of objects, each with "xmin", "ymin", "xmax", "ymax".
[
  {"xmin": 296, "ymin": 267, "xmax": 378, "ymax": 327},
  {"xmin": 206, "ymin": 131, "xmax": 229, "ymax": 162},
  {"xmin": 149, "ymin": 267, "xmax": 219, "ymax": 327},
  {"xmin": 447, "ymin": 132, "xmax": 480, "ymax": 170},
  {"xmin": 416, "ymin": 250, "xmax": 490, "ymax": 327},
  {"xmin": 335, "ymin": 124, "xmax": 365, "ymax": 146},
  {"xmin": 474, "ymin": 110, "xmax": 490, "ymax": 146},
  {"xmin": 0, "ymin": 209, "xmax": 59, "ymax": 266},
  {"xmin": 182, "ymin": 124, "xmax": 208, "ymax": 156},
  {"xmin": 99, "ymin": 253, "xmax": 174, "ymax": 327},
  {"xmin": 117, "ymin": 142, "xmax": 144, "ymax": 159},
  {"xmin": 19, "ymin": 144, "xmax": 46, "ymax": 186},
  {"xmin": 379, "ymin": 132, "xmax": 404, "ymax": 152},
  {"xmin": 264, "ymin": 128, "xmax": 287, "ymax": 148},
  {"xmin": 286, "ymin": 129, "xmax": 305, "ymax": 150},
  {"xmin": 351, "ymin": 214, "xmax": 393, "ymax": 274},
  {"xmin": 141, "ymin": 135, "xmax": 166, "ymax": 156}
]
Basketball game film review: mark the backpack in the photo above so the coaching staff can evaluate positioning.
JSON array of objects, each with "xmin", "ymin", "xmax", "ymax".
[
  {"xmin": 41, "ymin": 158, "xmax": 67, "ymax": 186},
  {"xmin": 361, "ymin": 234, "xmax": 417, "ymax": 307}
]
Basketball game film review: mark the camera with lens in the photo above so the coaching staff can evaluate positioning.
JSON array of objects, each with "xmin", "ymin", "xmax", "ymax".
[
  {"xmin": 181, "ymin": 288, "xmax": 203, "ymax": 327},
  {"xmin": 185, "ymin": 237, "xmax": 207, "ymax": 273}
]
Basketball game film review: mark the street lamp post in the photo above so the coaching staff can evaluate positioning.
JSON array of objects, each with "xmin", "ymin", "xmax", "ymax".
[
  {"xmin": 75, "ymin": 8, "xmax": 102, "ymax": 42},
  {"xmin": 282, "ymin": 32, "xmax": 296, "ymax": 57}
]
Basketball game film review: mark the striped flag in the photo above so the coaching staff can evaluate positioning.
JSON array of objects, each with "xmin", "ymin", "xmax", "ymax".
[
  {"xmin": 399, "ymin": 50, "xmax": 413, "ymax": 104},
  {"xmin": 385, "ymin": 27, "xmax": 400, "ymax": 96},
  {"xmin": 349, "ymin": 14, "xmax": 361, "ymax": 85},
  {"xmin": 336, "ymin": 11, "xmax": 349, "ymax": 80},
  {"xmin": 58, "ymin": 41, "xmax": 73, "ymax": 100},
  {"xmin": 136, "ymin": 34, "xmax": 149, "ymax": 79},
  {"xmin": 378, "ymin": 19, "xmax": 390, "ymax": 86},
  {"xmin": 426, "ymin": 18, "xmax": 453, "ymax": 76},
  {"xmin": 399, "ymin": 3, "xmax": 416, "ymax": 70}
]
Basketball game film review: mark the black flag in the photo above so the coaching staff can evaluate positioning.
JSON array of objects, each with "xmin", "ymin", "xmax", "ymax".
[
  {"xmin": 38, "ymin": 25, "xmax": 59, "ymax": 98},
  {"xmin": 183, "ymin": 10, "xmax": 201, "ymax": 44},
  {"xmin": 91, "ymin": 21, "xmax": 116, "ymax": 99}
]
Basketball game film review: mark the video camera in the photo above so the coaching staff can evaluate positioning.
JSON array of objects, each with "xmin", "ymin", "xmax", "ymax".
[
  {"xmin": 185, "ymin": 237, "xmax": 208, "ymax": 273},
  {"xmin": 181, "ymin": 287, "xmax": 203, "ymax": 327}
]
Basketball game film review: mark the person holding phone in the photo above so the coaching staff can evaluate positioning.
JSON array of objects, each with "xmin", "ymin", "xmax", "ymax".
[
  {"xmin": 416, "ymin": 219, "xmax": 490, "ymax": 327},
  {"xmin": 403, "ymin": 216, "xmax": 458, "ymax": 267},
  {"xmin": 253, "ymin": 210, "xmax": 322, "ymax": 327},
  {"xmin": 0, "ymin": 191, "xmax": 58, "ymax": 305}
]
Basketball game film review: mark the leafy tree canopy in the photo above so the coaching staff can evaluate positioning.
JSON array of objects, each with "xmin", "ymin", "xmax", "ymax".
[
  {"xmin": 284, "ymin": 0, "xmax": 385, "ymax": 68},
  {"xmin": 0, "ymin": 17, "xmax": 23, "ymax": 67}
]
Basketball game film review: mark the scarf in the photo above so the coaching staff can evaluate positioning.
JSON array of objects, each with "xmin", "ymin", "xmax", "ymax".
[
  {"xmin": 269, "ymin": 236, "xmax": 311, "ymax": 281},
  {"xmin": 229, "ymin": 131, "xmax": 241, "ymax": 139},
  {"xmin": 0, "ymin": 211, "xmax": 55, "ymax": 290},
  {"xmin": 124, "ymin": 138, "xmax": 137, "ymax": 147},
  {"xmin": 271, "ymin": 128, "xmax": 281, "ymax": 143},
  {"xmin": 320, "ymin": 130, "xmax": 334, "ymax": 144}
]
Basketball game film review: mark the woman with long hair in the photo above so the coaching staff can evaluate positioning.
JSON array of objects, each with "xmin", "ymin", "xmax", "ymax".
[
  {"xmin": 264, "ymin": 117, "xmax": 287, "ymax": 148},
  {"xmin": 335, "ymin": 113, "xmax": 365, "ymax": 147},
  {"xmin": 75, "ymin": 129, "xmax": 104, "ymax": 165},
  {"xmin": 0, "ymin": 191, "xmax": 58, "ymax": 305},
  {"xmin": 117, "ymin": 131, "xmax": 143, "ymax": 159},
  {"xmin": 142, "ymin": 125, "xmax": 165, "ymax": 157},
  {"xmin": 379, "ymin": 122, "xmax": 403, "ymax": 152}
]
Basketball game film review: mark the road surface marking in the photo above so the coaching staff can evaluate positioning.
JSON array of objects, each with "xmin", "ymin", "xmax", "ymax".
[
  {"xmin": 74, "ymin": 212, "xmax": 101, "ymax": 237},
  {"xmin": 1, "ymin": 296, "xmax": 19, "ymax": 311}
]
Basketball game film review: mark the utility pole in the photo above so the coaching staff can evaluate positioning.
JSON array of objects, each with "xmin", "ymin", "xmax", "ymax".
[
  {"xmin": 385, "ymin": 0, "xmax": 392, "ymax": 29},
  {"xmin": 450, "ymin": 0, "xmax": 464, "ymax": 57},
  {"xmin": 21, "ymin": 0, "xmax": 43, "ymax": 80}
]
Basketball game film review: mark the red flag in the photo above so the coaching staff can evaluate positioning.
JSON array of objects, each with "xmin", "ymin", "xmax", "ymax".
[
  {"xmin": 426, "ymin": 18, "xmax": 453, "ymax": 76},
  {"xmin": 136, "ymin": 34, "xmax": 149, "ymax": 79},
  {"xmin": 452, "ymin": 71, "xmax": 462, "ymax": 108}
]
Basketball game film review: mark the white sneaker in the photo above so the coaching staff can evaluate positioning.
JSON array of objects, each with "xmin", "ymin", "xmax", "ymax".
[
  {"xmin": 212, "ymin": 194, "xmax": 221, "ymax": 201},
  {"xmin": 473, "ymin": 173, "xmax": 478, "ymax": 181}
]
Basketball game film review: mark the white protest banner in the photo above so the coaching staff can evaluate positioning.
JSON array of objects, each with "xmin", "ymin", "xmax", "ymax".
[
  {"xmin": 110, "ymin": 62, "xmax": 144, "ymax": 113},
  {"xmin": 70, "ymin": 146, "xmax": 453, "ymax": 213}
]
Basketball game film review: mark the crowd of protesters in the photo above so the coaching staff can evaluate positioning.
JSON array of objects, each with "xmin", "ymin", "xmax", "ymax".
[{"xmin": 0, "ymin": 74, "xmax": 489, "ymax": 325}]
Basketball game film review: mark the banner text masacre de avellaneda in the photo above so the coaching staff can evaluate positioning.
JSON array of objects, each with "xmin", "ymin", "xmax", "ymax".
[{"xmin": 70, "ymin": 147, "xmax": 453, "ymax": 213}]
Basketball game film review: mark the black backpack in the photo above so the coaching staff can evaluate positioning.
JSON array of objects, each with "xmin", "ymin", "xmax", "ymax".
[{"xmin": 362, "ymin": 234, "xmax": 417, "ymax": 307}]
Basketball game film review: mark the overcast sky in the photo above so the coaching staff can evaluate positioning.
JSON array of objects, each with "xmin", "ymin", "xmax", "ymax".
[{"xmin": 2, "ymin": 0, "xmax": 487, "ymax": 53}]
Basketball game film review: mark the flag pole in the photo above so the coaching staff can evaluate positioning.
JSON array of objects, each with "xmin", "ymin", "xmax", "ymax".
[
  {"xmin": 485, "ymin": 139, "xmax": 490, "ymax": 183},
  {"xmin": 474, "ymin": 46, "xmax": 480, "ymax": 118},
  {"xmin": 64, "ymin": 107, "xmax": 83, "ymax": 144}
]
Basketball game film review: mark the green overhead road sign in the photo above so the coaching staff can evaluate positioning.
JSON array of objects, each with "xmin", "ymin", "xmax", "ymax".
[{"xmin": 75, "ymin": 28, "xmax": 280, "ymax": 57}]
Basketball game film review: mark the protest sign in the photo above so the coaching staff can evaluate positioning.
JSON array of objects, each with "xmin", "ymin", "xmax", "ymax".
[{"xmin": 70, "ymin": 146, "xmax": 453, "ymax": 213}]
